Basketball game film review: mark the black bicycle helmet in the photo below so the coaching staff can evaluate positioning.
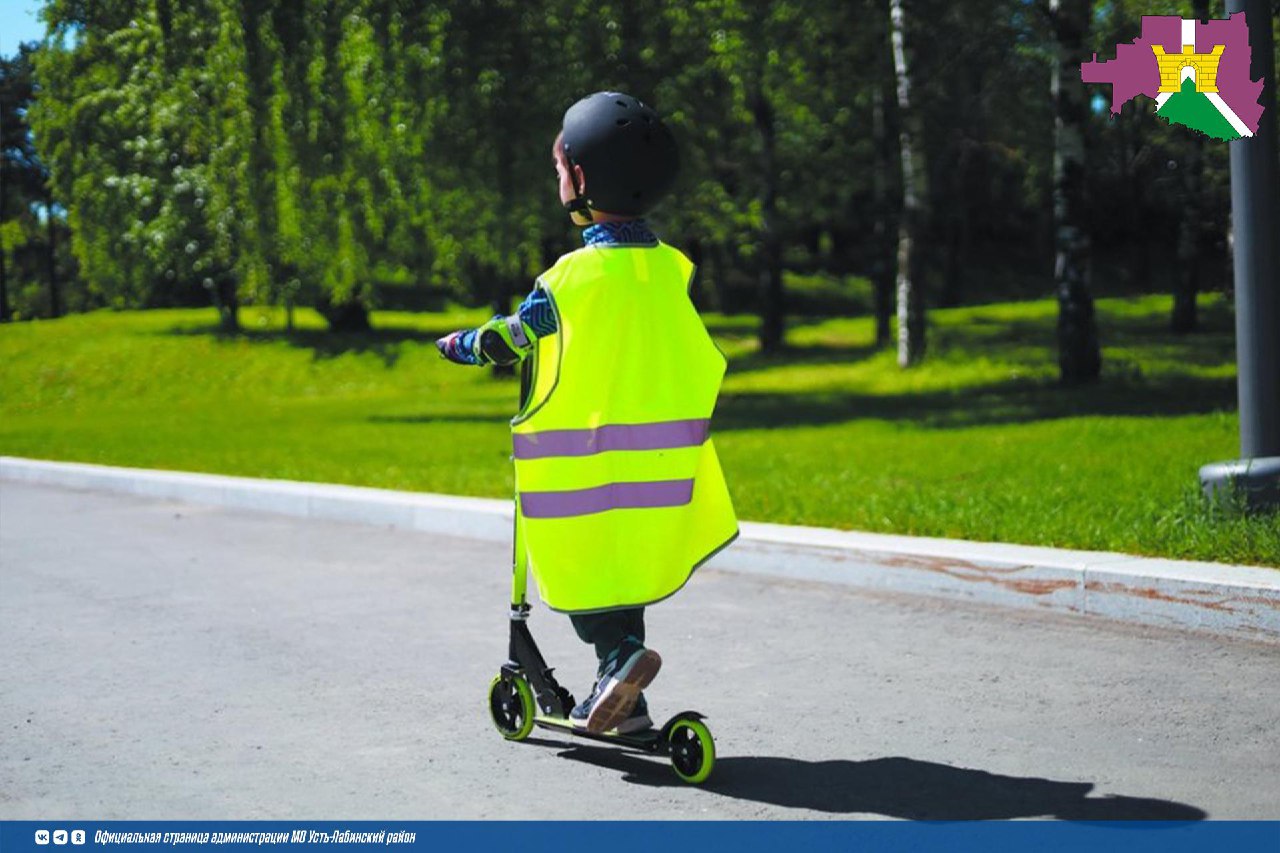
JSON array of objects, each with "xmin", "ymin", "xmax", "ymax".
[{"xmin": 560, "ymin": 91, "xmax": 679, "ymax": 218}]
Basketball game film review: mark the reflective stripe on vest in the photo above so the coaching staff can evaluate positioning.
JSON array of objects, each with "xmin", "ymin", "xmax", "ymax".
[
  {"xmin": 513, "ymin": 418, "xmax": 710, "ymax": 461},
  {"xmin": 520, "ymin": 479, "xmax": 694, "ymax": 519},
  {"xmin": 510, "ymin": 242, "xmax": 738, "ymax": 613}
]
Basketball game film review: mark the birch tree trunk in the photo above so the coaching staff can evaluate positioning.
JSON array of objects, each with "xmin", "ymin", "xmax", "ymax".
[
  {"xmin": 1050, "ymin": 0, "xmax": 1101, "ymax": 384},
  {"xmin": 890, "ymin": 0, "xmax": 928, "ymax": 367}
]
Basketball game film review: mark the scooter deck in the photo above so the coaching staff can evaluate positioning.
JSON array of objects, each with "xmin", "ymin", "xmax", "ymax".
[{"xmin": 533, "ymin": 715, "xmax": 665, "ymax": 753}]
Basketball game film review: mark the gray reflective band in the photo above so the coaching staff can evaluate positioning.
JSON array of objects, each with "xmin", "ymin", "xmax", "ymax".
[
  {"xmin": 513, "ymin": 418, "xmax": 710, "ymax": 460},
  {"xmin": 505, "ymin": 315, "xmax": 530, "ymax": 349},
  {"xmin": 520, "ymin": 479, "xmax": 694, "ymax": 519}
]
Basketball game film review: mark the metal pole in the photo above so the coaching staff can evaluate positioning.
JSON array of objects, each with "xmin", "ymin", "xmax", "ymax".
[{"xmin": 1199, "ymin": 0, "xmax": 1280, "ymax": 509}]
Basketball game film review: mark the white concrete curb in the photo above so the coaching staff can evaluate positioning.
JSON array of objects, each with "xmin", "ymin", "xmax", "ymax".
[{"xmin": 4, "ymin": 456, "xmax": 1278, "ymax": 643}]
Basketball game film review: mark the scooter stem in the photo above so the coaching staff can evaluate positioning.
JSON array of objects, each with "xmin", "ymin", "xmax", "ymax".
[{"xmin": 510, "ymin": 502, "xmax": 529, "ymax": 610}]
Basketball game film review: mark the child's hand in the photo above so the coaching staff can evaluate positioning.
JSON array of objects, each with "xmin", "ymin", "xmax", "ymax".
[{"xmin": 435, "ymin": 330, "xmax": 480, "ymax": 365}]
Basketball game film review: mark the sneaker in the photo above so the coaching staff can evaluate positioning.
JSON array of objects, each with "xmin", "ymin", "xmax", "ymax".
[
  {"xmin": 613, "ymin": 693, "xmax": 653, "ymax": 734},
  {"xmin": 569, "ymin": 682, "xmax": 601, "ymax": 728},
  {"xmin": 569, "ymin": 689, "xmax": 653, "ymax": 734},
  {"xmin": 585, "ymin": 637, "xmax": 661, "ymax": 735}
]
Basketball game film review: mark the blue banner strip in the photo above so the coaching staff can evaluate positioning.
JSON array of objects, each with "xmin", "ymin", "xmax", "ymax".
[{"xmin": 2, "ymin": 822, "xmax": 1279, "ymax": 853}]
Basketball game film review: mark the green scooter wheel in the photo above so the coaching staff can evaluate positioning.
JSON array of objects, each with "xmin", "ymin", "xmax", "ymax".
[
  {"xmin": 668, "ymin": 719, "xmax": 715, "ymax": 784},
  {"xmin": 488, "ymin": 674, "xmax": 535, "ymax": 741}
]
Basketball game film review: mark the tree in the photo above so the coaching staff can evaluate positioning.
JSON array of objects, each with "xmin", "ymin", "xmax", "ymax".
[
  {"xmin": 18, "ymin": 0, "xmax": 1236, "ymax": 363},
  {"xmin": 31, "ymin": 0, "xmax": 241, "ymax": 328},
  {"xmin": 1, "ymin": 44, "xmax": 58, "ymax": 319},
  {"xmin": 1049, "ymin": 0, "xmax": 1101, "ymax": 384},
  {"xmin": 1172, "ymin": 0, "xmax": 1211, "ymax": 334},
  {"xmin": 661, "ymin": 0, "xmax": 873, "ymax": 352},
  {"xmin": 870, "ymin": 71, "xmax": 896, "ymax": 349},
  {"xmin": 889, "ymin": 0, "xmax": 928, "ymax": 366}
]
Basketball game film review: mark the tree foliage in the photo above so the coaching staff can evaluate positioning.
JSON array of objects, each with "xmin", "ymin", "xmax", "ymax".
[
  {"xmin": 1, "ymin": 42, "xmax": 76, "ymax": 320},
  {"xmin": 10, "ymin": 0, "xmax": 1251, "ymax": 352}
]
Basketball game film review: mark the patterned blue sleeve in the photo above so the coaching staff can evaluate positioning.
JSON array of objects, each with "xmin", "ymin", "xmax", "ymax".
[{"xmin": 518, "ymin": 288, "xmax": 558, "ymax": 337}]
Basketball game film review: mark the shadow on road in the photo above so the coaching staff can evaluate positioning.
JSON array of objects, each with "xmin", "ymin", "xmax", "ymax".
[{"xmin": 552, "ymin": 748, "xmax": 1208, "ymax": 820}]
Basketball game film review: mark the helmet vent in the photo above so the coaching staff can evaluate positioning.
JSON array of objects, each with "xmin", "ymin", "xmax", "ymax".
[
  {"xmin": 616, "ymin": 118, "xmax": 631, "ymax": 126},
  {"xmin": 616, "ymin": 99, "xmax": 628, "ymax": 106}
]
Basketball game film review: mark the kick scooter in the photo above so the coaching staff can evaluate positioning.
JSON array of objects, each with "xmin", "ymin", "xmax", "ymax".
[{"xmin": 485, "ymin": 546, "xmax": 717, "ymax": 784}]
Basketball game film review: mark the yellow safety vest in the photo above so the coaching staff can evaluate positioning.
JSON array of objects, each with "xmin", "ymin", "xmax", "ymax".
[{"xmin": 511, "ymin": 241, "xmax": 738, "ymax": 613}]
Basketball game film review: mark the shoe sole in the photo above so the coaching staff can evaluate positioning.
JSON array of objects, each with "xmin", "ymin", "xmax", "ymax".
[
  {"xmin": 612, "ymin": 714, "xmax": 654, "ymax": 735},
  {"xmin": 571, "ymin": 713, "xmax": 652, "ymax": 734},
  {"xmin": 585, "ymin": 650, "xmax": 662, "ymax": 735}
]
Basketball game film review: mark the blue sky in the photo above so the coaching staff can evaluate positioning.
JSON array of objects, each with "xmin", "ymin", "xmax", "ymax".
[{"xmin": 1, "ymin": 0, "xmax": 46, "ymax": 57}]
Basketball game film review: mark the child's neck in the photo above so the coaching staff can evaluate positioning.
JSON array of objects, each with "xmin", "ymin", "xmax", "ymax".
[{"xmin": 580, "ymin": 211, "xmax": 637, "ymax": 226}]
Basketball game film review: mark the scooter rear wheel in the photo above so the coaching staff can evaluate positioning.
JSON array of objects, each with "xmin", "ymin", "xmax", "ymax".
[
  {"xmin": 488, "ymin": 674, "xmax": 535, "ymax": 741},
  {"xmin": 667, "ymin": 718, "xmax": 715, "ymax": 784}
]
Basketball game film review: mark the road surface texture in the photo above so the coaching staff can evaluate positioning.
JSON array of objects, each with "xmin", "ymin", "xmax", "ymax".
[{"xmin": 2, "ymin": 481, "xmax": 1277, "ymax": 819}]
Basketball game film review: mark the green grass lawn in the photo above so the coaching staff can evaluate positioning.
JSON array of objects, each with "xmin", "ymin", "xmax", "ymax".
[{"xmin": 2, "ymin": 294, "xmax": 1276, "ymax": 567}]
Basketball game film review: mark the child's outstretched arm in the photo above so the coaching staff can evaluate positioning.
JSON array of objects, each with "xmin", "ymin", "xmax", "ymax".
[{"xmin": 435, "ymin": 287, "xmax": 557, "ymax": 367}]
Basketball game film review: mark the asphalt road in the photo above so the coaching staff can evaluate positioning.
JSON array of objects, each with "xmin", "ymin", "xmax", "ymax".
[{"xmin": 2, "ymin": 481, "xmax": 1277, "ymax": 819}]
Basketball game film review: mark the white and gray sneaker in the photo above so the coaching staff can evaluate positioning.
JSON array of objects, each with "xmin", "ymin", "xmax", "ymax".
[{"xmin": 569, "ymin": 637, "xmax": 661, "ymax": 734}]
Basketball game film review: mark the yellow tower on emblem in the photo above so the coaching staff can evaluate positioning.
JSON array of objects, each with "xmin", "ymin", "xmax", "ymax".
[{"xmin": 1152, "ymin": 44, "xmax": 1225, "ymax": 93}]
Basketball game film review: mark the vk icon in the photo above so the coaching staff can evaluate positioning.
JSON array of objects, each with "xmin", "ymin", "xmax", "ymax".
[
  {"xmin": 35, "ymin": 830, "xmax": 50, "ymax": 845},
  {"xmin": 53, "ymin": 830, "xmax": 68, "ymax": 845}
]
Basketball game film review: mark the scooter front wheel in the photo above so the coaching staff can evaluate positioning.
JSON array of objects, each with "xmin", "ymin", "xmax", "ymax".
[
  {"xmin": 667, "ymin": 718, "xmax": 715, "ymax": 784},
  {"xmin": 488, "ymin": 673, "xmax": 535, "ymax": 741}
]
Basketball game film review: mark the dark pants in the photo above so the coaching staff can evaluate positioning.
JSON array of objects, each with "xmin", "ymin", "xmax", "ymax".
[{"xmin": 569, "ymin": 607, "xmax": 645, "ymax": 673}]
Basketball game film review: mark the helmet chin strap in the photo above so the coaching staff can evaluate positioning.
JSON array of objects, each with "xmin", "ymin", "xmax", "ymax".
[
  {"xmin": 564, "ymin": 156, "xmax": 594, "ymax": 222},
  {"xmin": 563, "ymin": 196, "xmax": 593, "ymax": 222}
]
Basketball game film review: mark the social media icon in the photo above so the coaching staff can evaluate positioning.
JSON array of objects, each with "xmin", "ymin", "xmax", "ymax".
[
  {"xmin": 35, "ymin": 830, "xmax": 50, "ymax": 845},
  {"xmin": 72, "ymin": 831, "xmax": 86, "ymax": 846},
  {"xmin": 54, "ymin": 830, "xmax": 68, "ymax": 845}
]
